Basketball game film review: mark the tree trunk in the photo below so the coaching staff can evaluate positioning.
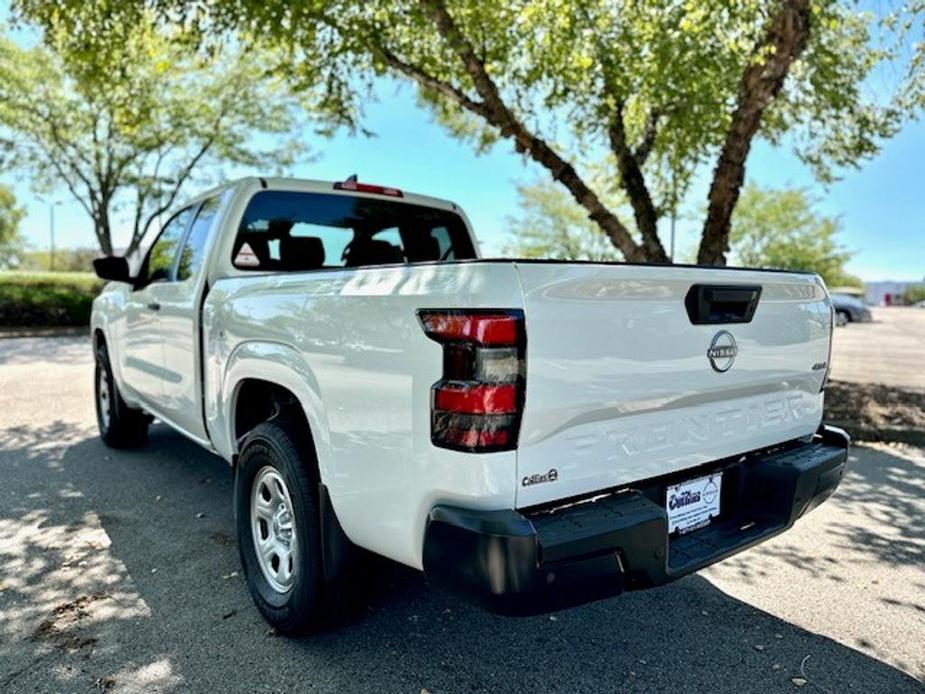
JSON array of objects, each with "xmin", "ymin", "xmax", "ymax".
[
  {"xmin": 698, "ymin": 0, "xmax": 811, "ymax": 266},
  {"xmin": 608, "ymin": 113, "xmax": 668, "ymax": 263},
  {"xmin": 418, "ymin": 0, "xmax": 648, "ymax": 262},
  {"xmin": 94, "ymin": 209, "xmax": 113, "ymax": 256}
]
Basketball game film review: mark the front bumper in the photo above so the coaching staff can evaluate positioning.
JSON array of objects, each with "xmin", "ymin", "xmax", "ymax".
[{"xmin": 423, "ymin": 425, "xmax": 850, "ymax": 616}]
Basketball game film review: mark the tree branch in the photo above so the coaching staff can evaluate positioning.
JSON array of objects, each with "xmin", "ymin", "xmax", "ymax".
[
  {"xmin": 130, "ymin": 146, "xmax": 167, "ymax": 247},
  {"xmin": 634, "ymin": 111, "xmax": 660, "ymax": 166},
  {"xmin": 698, "ymin": 0, "xmax": 812, "ymax": 265},
  {"xmin": 131, "ymin": 133, "xmax": 215, "ymax": 253},
  {"xmin": 416, "ymin": 0, "xmax": 645, "ymax": 261},
  {"xmin": 608, "ymin": 106, "xmax": 667, "ymax": 262},
  {"xmin": 376, "ymin": 44, "xmax": 490, "ymax": 119}
]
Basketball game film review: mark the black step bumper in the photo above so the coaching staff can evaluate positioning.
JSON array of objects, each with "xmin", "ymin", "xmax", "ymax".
[{"xmin": 423, "ymin": 425, "xmax": 850, "ymax": 616}]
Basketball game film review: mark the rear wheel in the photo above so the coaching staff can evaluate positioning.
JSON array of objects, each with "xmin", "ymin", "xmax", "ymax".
[
  {"xmin": 95, "ymin": 342, "xmax": 149, "ymax": 448},
  {"xmin": 835, "ymin": 310, "xmax": 850, "ymax": 327},
  {"xmin": 235, "ymin": 416, "xmax": 324, "ymax": 635}
]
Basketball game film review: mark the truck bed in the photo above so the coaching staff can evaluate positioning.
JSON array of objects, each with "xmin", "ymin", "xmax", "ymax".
[{"xmin": 204, "ymin": 258, "xmax": 830, "ymax": 567}]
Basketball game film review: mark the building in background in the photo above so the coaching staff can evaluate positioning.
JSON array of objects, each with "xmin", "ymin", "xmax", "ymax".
[{"xmin": 864, "ymin": 280, "xmax": 925, "ymax": 306}]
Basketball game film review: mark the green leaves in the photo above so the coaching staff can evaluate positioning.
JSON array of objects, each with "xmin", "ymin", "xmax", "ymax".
[
  {"xmin": 0, "ymin": 9, "xmax": 325, "ymax": 253},
  {"xmin": 501, "ymin": 179, "xmax": 623, "ymax": 261},
  {"xmin": 11, "ymin": 0, "xmax": 924, "ymax": 263},
  {"xmin": 0, "ymin": 184, "xmax": 27, "ymax": 269},
  {"xmin": 729, "ymin": 182, "xmax": 860, "ymax": 286},
  {"xmin": 220, "ymin": 0, "xmax": 919, "ymax": 261}
]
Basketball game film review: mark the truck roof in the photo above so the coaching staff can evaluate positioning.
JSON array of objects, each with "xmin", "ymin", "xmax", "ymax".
[{"xmin": 182, "ymin": 176, "xmax": 461, "ymax": 214}]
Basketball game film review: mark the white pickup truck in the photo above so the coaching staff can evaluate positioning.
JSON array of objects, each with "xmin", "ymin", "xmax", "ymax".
[{"xmin": 91, "ymin": 176, "xmax": 849, "ymax": 633}]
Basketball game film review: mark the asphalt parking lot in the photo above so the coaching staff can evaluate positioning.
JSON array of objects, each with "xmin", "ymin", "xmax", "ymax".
[
  {"xmin": 830, "ymin": 306, "xmax": 925, "ymax": 390},
  {"xmin": 1, "ymin": 321, "xmax": 923, "ymax": 693}
]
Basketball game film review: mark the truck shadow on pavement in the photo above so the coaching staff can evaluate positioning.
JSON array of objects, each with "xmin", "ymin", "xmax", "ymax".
[{"xmin": 1, "ymin": 422, "xmax": 922, "ymax": 693}]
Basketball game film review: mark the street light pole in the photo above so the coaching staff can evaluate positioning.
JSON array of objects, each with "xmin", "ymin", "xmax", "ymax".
[{"xmin": 48, "ymin": 201, "xmax": 63, "ymax": 271}]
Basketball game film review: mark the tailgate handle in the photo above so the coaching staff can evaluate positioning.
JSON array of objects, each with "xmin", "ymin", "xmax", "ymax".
[{"xmin": 685, "ymin": 284, "xmax": 761, "ymax": 324}]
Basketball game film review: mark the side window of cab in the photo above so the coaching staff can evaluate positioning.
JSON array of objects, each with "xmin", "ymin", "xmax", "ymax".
[
  {"xmin": 142, "ymin": 207, "xmax": 195, "ymax": 285},
  {"xmin": 177, "ymin": 195, "xmax": 223, "ymax": 281}
]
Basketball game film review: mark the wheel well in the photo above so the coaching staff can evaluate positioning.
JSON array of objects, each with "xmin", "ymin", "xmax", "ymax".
[
  {"xmin": 233, "ymin": 378, "xmax": 358, "ymax": 582},
  {"xmin": 93, "ymin": 329, "xmax": 106, "ymax": 351},
  {"xmin": 233, "ymin": 379, "xmax": 310, "ymax": 445}
]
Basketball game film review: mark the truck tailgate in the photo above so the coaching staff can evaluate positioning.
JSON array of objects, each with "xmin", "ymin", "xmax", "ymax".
[{"xmin": 513, "ymin": 262, "xmax": 831, "ymax": 508}]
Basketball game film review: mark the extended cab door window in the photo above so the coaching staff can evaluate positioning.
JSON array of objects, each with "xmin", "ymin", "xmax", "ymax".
[
  {"xmin": 176, "ymin": 196, "xmax": 221, "ymax": 281},
  {"xmin": 145, "ymin": 206, "xmax": 196, "ymax": 284}
]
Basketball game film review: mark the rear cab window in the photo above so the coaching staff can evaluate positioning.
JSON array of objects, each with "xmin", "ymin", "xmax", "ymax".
[{"xmin": 232, "ymin": 191, "xmax": 476, "ymax": 272}]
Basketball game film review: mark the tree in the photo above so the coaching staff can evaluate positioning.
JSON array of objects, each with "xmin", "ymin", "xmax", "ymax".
[
  {"xmin": 0, "ymin": 16, "xmax": 332, "ymax": 255},
  {"xmin": 0, "ymin": 184, "xmax": 26, "ymax": 269},
  {"xmin": 501, "ymin": 180, "xmax": 620, "ymax": 261},
  {"xmin": 728, "ymin": 183, "xmax": 861, "ymax": 287},
  {"xmin": 903, "ymin": 284, "xmax": 925, "ymax": 305},
  {"xmin": 21, "ymin": 0, "xmax": 917, "ymax": 265},
  {"xmin": 13, "ymin": 2, "xmax": 923, "ymax": 263}
]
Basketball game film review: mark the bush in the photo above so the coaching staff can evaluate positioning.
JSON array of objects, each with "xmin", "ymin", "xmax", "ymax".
[
  {"xmin": 0, "ymin": 271, "xmax": 103, "ymax": 327},
  {"xmin": 902, "ymin": 284, "xmax": 925, "ymax": 305}
]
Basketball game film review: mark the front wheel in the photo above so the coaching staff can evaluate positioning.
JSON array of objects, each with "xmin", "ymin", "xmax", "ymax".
[
  {"xmin": 95, "ymin": 342, "xmax": 149, "ymax": 448},
  {"xmin": 235, "ymin": 417, "xmax": 324, "ymax": 635},
  {"xmin": 835, "ymin": 310, "xmax": 850, "ymax": 327}
]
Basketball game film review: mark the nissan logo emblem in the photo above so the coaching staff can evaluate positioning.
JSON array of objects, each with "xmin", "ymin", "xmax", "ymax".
[{"xmin": 707, "ymin": 330, "xmax": 737, "ymax": 372}]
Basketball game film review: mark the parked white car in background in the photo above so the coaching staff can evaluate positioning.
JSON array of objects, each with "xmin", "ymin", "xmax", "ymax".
[{"xmin": 91, "ymin": 177, "xmax": 849, "ymax": 633}]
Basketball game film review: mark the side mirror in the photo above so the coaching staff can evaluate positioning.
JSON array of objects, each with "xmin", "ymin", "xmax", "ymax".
[{"xmin": 93, "ymin": 256, "xmax": 133, "ymax": 284}]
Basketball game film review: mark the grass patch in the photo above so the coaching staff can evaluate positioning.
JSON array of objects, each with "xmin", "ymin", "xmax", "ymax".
[{"xmin": 0, "ymin": 271, "xmax": 104, "ymax": 327}]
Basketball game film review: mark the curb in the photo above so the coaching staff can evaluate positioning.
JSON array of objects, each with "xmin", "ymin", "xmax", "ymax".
[
  {"xmin": 0, "ymin": 327, "xmax": 90, "ymax": 339},
  {"xmin": 827, "ymin": 421, "xmax": 925, "ymax": 448}
]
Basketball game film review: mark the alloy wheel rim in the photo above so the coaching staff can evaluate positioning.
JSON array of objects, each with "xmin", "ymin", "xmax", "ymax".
[
  {"xmin": 98, "ymin": 369, "xmax": 111, "ymax": 430},
  {"xmin": 250, "ymin": 466, "xmax": 298, "ymax": 593}
]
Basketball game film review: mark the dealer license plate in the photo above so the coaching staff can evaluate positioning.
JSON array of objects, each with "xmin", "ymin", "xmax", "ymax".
[{"xmin": 666, "ymin": 472, "xmax": 722, "ymax": 534}]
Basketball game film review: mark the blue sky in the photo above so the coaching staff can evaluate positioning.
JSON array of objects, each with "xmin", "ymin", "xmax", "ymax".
[{"xmin": 2, "ymin": 27, "xmax": 923, "ymax": 281}]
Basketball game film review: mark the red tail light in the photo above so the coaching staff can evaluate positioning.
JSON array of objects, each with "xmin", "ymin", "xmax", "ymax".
[{"xmin": 419, "ymin": 310, "xmax": 525, "ymax": 453}]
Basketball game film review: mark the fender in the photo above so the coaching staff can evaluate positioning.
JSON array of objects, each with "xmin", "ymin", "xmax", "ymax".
[
  {"xmin": 217, "ymin": 340, "xmax": 335, "ymax": 489},
  {"xmin": 91, "ymin": 313, "xmax": 109, "ymax": 354},
  {"xmin": 90, "ymin": 291, "xmax": 141, "ymax": 408}
]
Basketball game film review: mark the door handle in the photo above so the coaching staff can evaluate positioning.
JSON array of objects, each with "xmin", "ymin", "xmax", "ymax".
[
  {"xmin": 684, "ymin": 284, "xmax": 761, "ymax": 324},
  {"xmin": 147, "ymin": 302, "xmax": 161, "ymax": 311}
]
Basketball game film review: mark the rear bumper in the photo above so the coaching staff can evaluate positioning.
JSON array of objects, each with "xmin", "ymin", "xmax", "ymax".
[{"xmin": 423, "ymin": 425, "xmax": 850, "ymax": 616}]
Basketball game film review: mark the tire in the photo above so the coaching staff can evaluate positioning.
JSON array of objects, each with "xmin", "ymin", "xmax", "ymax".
[
  {"xmin": 835, "ymin": 310, "xmax": 850, "ymax": 327},
  {"xmin": 95, "ymin": 342, "xmax": 150, "ymax": 448},
  {"xmin": 235, "ymin": 416, "xmax": 324, "ymax": 635}
]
